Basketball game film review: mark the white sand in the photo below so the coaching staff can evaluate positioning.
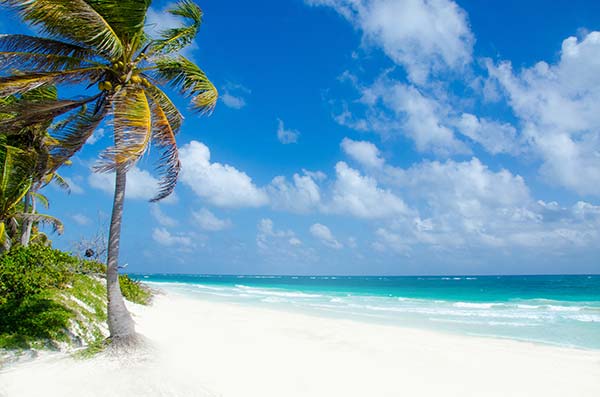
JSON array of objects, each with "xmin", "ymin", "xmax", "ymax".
[{"xmin": 1, "ymin": 292, "xmax": 599, "ymax": 397}]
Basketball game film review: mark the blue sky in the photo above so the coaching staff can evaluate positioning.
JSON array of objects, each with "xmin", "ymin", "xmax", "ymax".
[{"xmin": 2, "ymin": 0, "xmax": 600, "ymax": 275}]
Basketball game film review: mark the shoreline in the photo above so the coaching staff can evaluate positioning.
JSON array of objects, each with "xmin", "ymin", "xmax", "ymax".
[{"xmin": 2, "ymin": 290, "xmax": 600, "ymax": 396}]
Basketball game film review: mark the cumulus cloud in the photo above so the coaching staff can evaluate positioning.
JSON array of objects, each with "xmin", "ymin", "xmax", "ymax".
[
  {"xmin": 256, "ymin": 219, "xmax": 314, "ymax": 261},
  {"xmin": 221, "ymin": 82, "xmax": 250, "ymax": 109},
  {"xmin": 336, "ymin": 75, "xmax": 471, "ymax": 155},
  {"xmin": 310, "ymin": 223, "xmax": 343, "ymax": 249},
  {"xmin": 486, "ymin": 31, "xmax": 600, "ymax": 196},
  {"xmin": 87, "ymin": 128, "xmax": 105, "ymax": 145},
  {"xmin": 150, "ymin": 205, "xmax": 178, "ymax": 227},
  {"xmin": 267, "ymin": 172, "xmax": 321, "ymax": 213},
  {"xmin": 89, "ymin": 167, "xmax": 177, "ymax": 203},
  {"xmin": 342, "ymin": 139, "xmax": 600, "ymax": 253},
  {"xmin": 71, "ymin": 213, "xmax": 91, "ymax": 226},
  {"xmin": 327, "ymin": 161, "xmax": 411, "ymax": 219},
  {"xmin": 454, "ymin": 113, "xmax": 520, "ymax": 155},
  {"xmin": 341, "ymin": 137, "xmax": 384, "ymax": 168},
  {"xmin": 306, "ymin": 0, "xmax": 474, "ymax": 84},
  {"xmin": 152, "ymin": 228, "xmax": 193, "ymax": 248},
  {"xmin": 192, "ymin": 208, "xmax": 231, "ymax": 231},
  {"xmin": 277, "ymin": 119, "xmax": 300, "ymax": 144},
  {"xmin": 179, "ymin": 141, "xmax": 269, "ymax": 208}
]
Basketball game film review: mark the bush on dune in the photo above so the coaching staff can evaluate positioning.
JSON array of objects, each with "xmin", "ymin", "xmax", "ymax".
[{"xmin": 0, "ymin": 244, "xmax": 151, "ymax": 351}]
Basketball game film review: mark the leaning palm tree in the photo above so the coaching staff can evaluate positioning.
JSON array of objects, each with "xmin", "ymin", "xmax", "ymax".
[
  {"xmin": 0, "ymin": 85, "xmax": 70, "ymax": 246},
  {"xmin": 0, "ymin": 0, "xmax": 218, "ymax": 345},
  {"xmin": 0, "ymin": 144, "xmax": 35, "ymax": 252}
]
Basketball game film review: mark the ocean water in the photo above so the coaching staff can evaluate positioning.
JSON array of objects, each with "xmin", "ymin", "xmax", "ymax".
[{"xmin": 133, "ymin": 274, "xmax": 600, "ymax": 350}]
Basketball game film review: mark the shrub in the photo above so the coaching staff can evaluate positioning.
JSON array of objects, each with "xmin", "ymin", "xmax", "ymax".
[
  {"xmin": 75, "ymin": 259, "xmax": 106, "ymax": 275},
  {"xmin": 0, "ymin": 294, "xmax": 73, "ymax": 349},
  {"xmin": 119, "ymin": 274, "xmax": 152, "ymax": 305},
  {"xmin": 0, "ymin": 245, "xmax": 77, "ymax": 305}
]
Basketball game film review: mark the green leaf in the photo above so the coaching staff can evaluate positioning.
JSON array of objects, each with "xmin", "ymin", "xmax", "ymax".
[
  {"xmin": 147, "ymin": 90, "xmax": 180, "ymax": 202},
  {"xmin": 150, "ymin": 0, "xmax": 203, "ymax": 55},
  {"xmin": 0, "ymin": 67, "xmax": 105, "ymax": 97},
  {"xmin": 95, "ymin": 85, "xmax": 152, "ymax": 172},
  {"xmin": 1, "ymin": 0, "xmax": 124, "ymax": 58},
  {"xmin": 85, "ymin": 0, "xmax": 151, "ymax": 51},
  {"xmin": 154, "ymin": 56, "xmax": 218, "ymax": 114}
]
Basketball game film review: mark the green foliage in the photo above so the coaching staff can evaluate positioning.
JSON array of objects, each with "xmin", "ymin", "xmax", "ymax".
[
  {"xmin": 0, "ymin": 244, "xmax": 76, "ymax": 304},
  {"xmin": 119, "ymin": 274, "xmax": 152, "ymax": 305},
  {"xmin": 75, "ymin": 259, "xmax": 106, "ymax": 275},
  {"xmin": 0, "ymin": 292, "xmax": 72, "ymax": 349},
  {"xmin": 0, "ymin": 245, "xmax": 152, "ymax": 352}
]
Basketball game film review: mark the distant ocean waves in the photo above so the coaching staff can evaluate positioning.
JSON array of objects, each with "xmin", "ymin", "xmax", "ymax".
[{"xmin": 138, "ymin": 274, "xmax": 600, "ymax": 350}]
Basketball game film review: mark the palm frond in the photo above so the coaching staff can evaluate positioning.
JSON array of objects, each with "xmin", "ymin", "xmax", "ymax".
[
  {"xmin": 0, "ymin": 34, "xmax": 98, "ymax": 71},
  {"xmin": 50, "ymin": 95, "xmax": 109, "ymax": 168},
  {"xmin": 150, "ymin": 0, "xmax": 203, "ymax": 55},
  {"xmin": 144, "ymin": 83, "xmax": 183, "ymax": 134},
  {"xmin": 0, "ymin": 67, "xmax": 105, "ymax": 97},
  {"xmin": 147, "ymin": 92, "xmax": 180, "ymax": 202},
  {"xmin": 0, "ymin": 34, "xmax": 95, "ymax": 58},
  {"xmin": 48, "ymin": 172, "xmax": 70, "ymax": 192},
  {"xmin": 0, "ymin": 51, "xmax": 99, "ymax": 73},
  {"xmin": 1, "ymin": 0, "xmax": 124, "ymax": 58},
  {"xmin": 85, "ymin": 0, "xmax": 151, "ymax": 51},
  {"xmin": 31, "ymin": 191, "xmax": 49, "ymax": 209},
  {"xmin": 0, "ymin": 145, "xmax": 34, "ymax": 219},
  {"xmin": 154, "ymin": 56, "xmax": 218, "ymax": 113},
  {"xmin": 19, "ymin": 212, "xmax": 64, "ymax": 234},
  {"xmin": 0, "ymin": 94, "xmax": 102, "ymax": 134},
  {"xmin": 95, "ymin": 86, "xmax": 152, "ymax": 173}
]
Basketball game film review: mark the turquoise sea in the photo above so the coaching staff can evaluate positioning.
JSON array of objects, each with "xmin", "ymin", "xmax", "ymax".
[{"xmin": 134, "ymin": 274, "xmax": 600, "ymax": 350}]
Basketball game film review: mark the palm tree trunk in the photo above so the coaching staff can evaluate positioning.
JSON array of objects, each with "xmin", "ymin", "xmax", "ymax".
[
  {"xmin": 20, "ymin": 190, "xmax": 35, "ymax": 247},
  {"xmin": 106, "ymin": 167, "xmax": 136, "ymax": 342}
]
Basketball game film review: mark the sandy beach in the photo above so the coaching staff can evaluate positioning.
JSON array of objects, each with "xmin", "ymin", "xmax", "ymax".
[{"xmin": 1, "ymin": 291, "xmax": 599, "ymax": 397}]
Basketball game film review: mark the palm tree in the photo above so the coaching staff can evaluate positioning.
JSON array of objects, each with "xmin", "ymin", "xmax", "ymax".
[
  {"xmin": 0, "ymin": 85, "xmax": 70, "ymax": 246},
  {"xmin": 0, "ymin": 144, "xmax": 34, "ymax": 252},
  {"xmin": 0, "ymin": 142, "xmax": 63, "ymax": 251},
  {"xmin": 0, "ymin": 0, "xmax": 218, "ymax": 345}
]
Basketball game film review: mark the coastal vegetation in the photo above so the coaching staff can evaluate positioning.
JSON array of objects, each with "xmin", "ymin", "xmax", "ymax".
[
  {"xmin": 0, "ymin": 244, "xmax": 152, "ymax": 359},
  {"xmin": 0, "ymin": 0, "xmax": 216, "ymax": 350}
]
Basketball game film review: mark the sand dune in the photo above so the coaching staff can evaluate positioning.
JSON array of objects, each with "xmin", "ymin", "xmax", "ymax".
[{"xmin": 1, "ymin": 292, "xmax": 599, "ymax": 397}]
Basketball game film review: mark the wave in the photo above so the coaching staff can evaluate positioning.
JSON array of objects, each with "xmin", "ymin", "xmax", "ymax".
[
  {"xmin": 452, "ymin": 302, "xmax": 499, "ymax": 309},
  {"xmin": 234, "ymin": 285, "xmax": 324, "ymax": 299}
]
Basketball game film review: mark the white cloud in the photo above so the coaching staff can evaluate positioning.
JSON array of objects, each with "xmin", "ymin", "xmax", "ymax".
[
  {"xmin": 150, "ymin": 205, "xmax": 178, "ymax": 227},
  {"xmin": 487, "ymin": 31, "xmax": 600, "ymax": 196},
  {"xmin": 89, "ymin": 167, "xmax": 177, "ymax": 203},
  {"xmin": 327, "ymin": 161, "xmax": 411, "ymax": 219},
  {"xmin": 267, "ymin": 172, "xmax": 321, "ymax": 213},
  {"xmin": 340, "ymin": 137, "xmax": 384, "ymax": 168},
  {"xmin": 87, "ymin": 127, "xmax": 105, "ymax": 145},
  {"xmin": 221, "ymin": 93, "xmax": 246, "ymax": 109},
  {"xmin": 353, "ymin": 139, "xmax": 600, "ymax": 252},
  {"xmin": 337, "ymin": 76, "xmax": 470, "ymax": 155},
  {"xmin": 454, "ymin": 113, "xmax": 520, "ymax": 155},
  {"xmin": 256, "ymin": 219, "xmax": 314, "ymax": 261},
  {"xmin": 309, "ymin": 223, "xmax": 343, "ymax": 249},
  {"xmin": 306, "ymin": 0, "xmax": 474, "ymax": 84},
  {"xmin": 277, "ymin": 119, "xmax": 300, "ymax": 144},
  {"xmin": 71, "ymin": 213, "xmax": 91, "ymax": 226},
  {"xmin": 221, "ymin": 83, "xmax": 250, "ymax": 109},
  {"xmin": 152, "ymin": 228, "xmax": 193, "ymax": 248},
  {"xmin": 192, "ymin": 208, "xmax": 231, "ymax": 231},
  {"xmin": 289, "ymin": 237, "xmax": 303, "ymax": 246},
  {"xmin": 179, "ymin": 141, "xmax": 269, "ymax": 208}
]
